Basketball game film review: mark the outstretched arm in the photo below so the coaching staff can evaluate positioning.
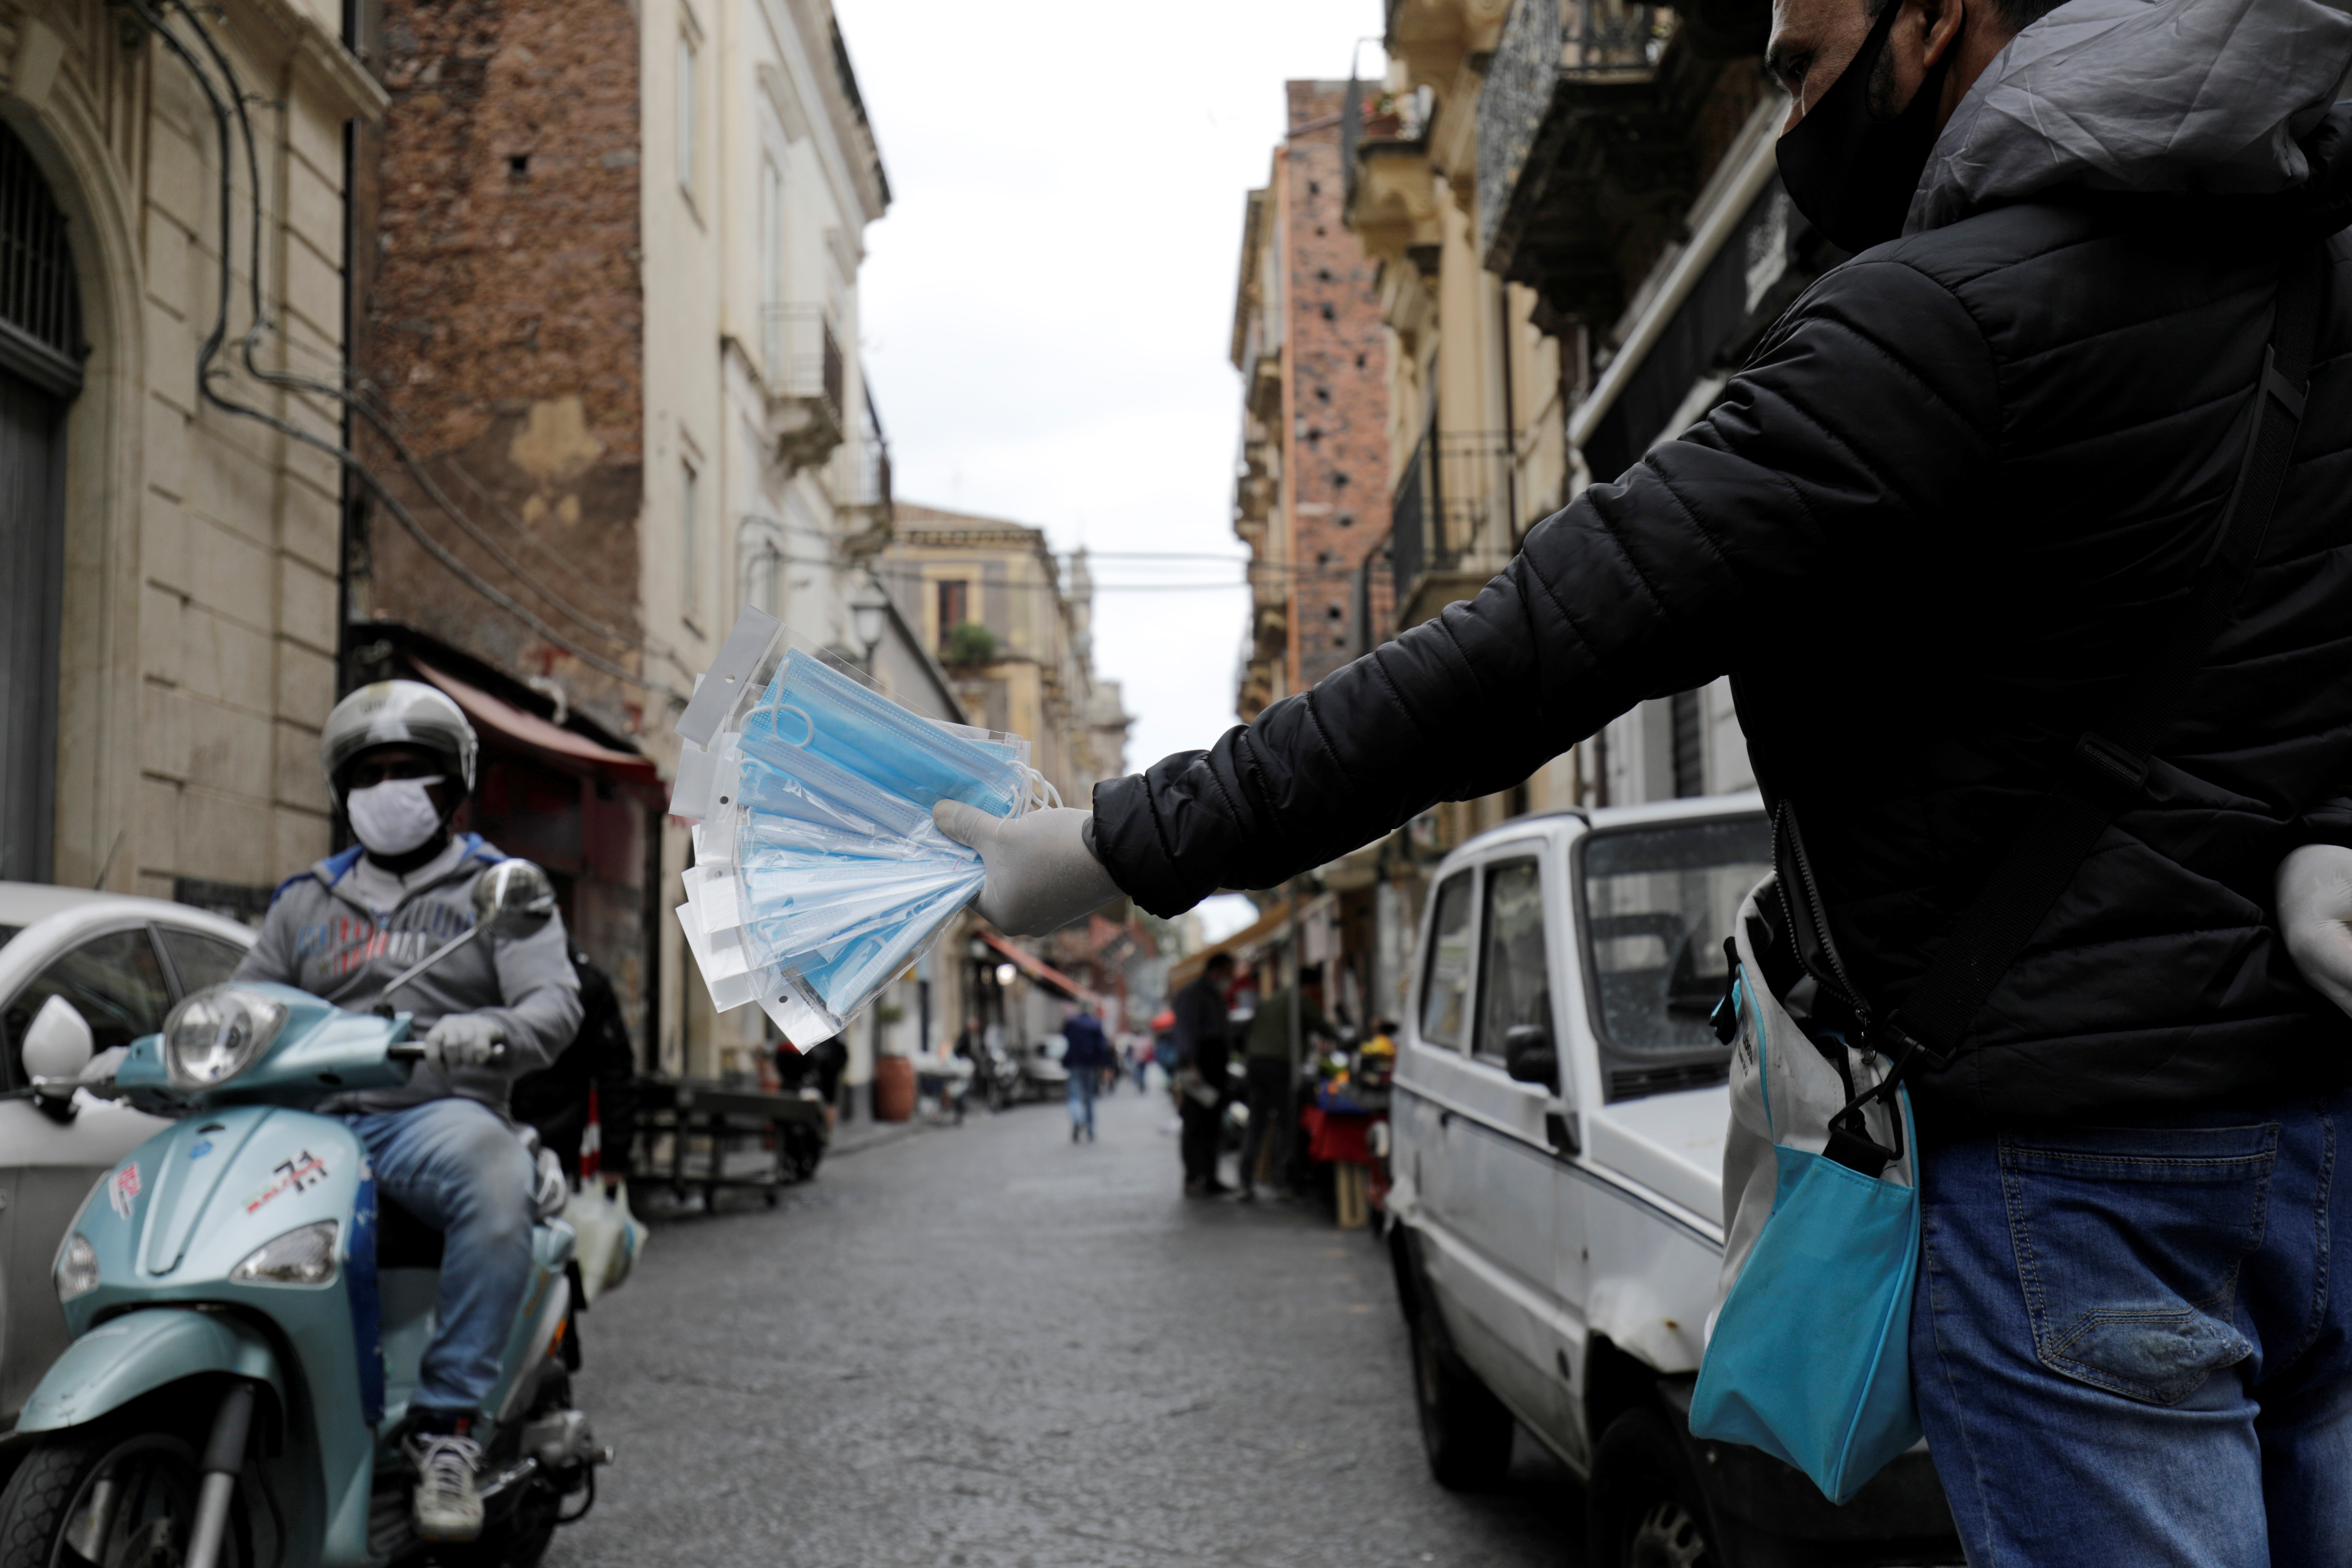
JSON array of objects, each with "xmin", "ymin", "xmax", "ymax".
[{"xmin": 1090, "ymin": 259, "xmax": 2000, "ymax": 918}]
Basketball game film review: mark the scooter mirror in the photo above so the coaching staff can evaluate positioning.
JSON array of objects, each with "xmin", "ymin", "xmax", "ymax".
[
  {"xmin": 23, "ymin": 994, "xmax": 96, "ymax": 1083},
  {"xmin": 472, "ymin": 859, "xmax": 558, "ymax": 937}
]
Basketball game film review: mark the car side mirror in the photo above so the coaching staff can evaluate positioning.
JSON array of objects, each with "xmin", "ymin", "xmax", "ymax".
[
  {"xmin": 1503, "ymin": 1022, "xmax": 1557, "ymax": 1087},
  {"xmin": 472, "ymin": 860, "xmax": 557, "ymax": 937},
  {"xmin": 24, "ymin": 994, "xmax": 96, "ymax": 1083}
]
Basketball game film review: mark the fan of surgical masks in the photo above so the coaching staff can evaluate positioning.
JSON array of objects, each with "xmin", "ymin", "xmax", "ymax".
[{"xmin": 666, "ymin": 608, "xmax": 1051, "ymax": 1043}]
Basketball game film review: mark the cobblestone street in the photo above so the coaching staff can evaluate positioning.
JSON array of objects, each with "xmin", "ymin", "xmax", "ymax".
[{"xmin": 548, "ymin": 1087, "xmax": 1580, "ymax": 1568}]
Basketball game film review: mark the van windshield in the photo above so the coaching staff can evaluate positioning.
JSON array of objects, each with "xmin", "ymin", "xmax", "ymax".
[{"xmin": 1580, "ymin": 816, "xmax": 1771, "ymax": 1065}]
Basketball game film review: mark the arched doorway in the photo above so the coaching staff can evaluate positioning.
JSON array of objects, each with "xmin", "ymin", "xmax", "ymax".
[{"xmin": 0, "ymin": 117, "xmax": 83, "ymax": 883}]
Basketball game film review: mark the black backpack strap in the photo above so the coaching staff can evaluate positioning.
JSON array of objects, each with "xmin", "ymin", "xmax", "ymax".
[{"xmin": 1881, "ymin": 244, "xmax": 2329, "ymax": 1075}]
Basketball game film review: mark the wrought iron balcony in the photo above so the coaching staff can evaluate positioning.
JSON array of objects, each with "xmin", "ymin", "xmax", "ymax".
[
  {"xmin": 1477, "ymin": 0, "xmax": 1766, "ymax": 331},
  {"xmin": 1389, "ymin": 426, "xmax": 1518, "ymax": 629},
  {"xmin": 762, "ymin": 304, "xmax": 846, "ymax": 472}
]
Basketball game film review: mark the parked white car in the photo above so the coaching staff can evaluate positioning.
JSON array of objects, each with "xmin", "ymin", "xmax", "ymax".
[
  {"xmin": 1383, "ymin": 795, "xmax": 1961, "ymax": 1567},
  {"xmin": 0, "ymin": 884, "xmax": 254, "ymax": 1432}
]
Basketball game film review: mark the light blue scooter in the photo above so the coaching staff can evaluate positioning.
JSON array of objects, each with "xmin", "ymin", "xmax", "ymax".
[{"xmin": 0, "ymin": 862, "xmax": 610, "ymax": 1568}]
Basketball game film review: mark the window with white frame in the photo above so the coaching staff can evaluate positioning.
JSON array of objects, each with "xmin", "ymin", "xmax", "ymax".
[
  {"xmin": 680, "ymin": 459, "xmax": 701, "ymax": 622},
  {"xmin": 760, "ymin": 156, "xmax": 784, "ymax": 372},
  {"xmin": 676, "ymin": 34, "xmax": 697, "ymax": 198}
]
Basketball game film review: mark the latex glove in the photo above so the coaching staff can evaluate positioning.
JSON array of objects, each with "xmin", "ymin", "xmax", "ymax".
[
  {"xmin": 933, "ymin": 803, "xmax": 1122, "ymax": 935},
  {"xmin": 422, "ymin": 1013, "xmax": 508, "ymax": 1072},
  {"xmin": 2279, "ymin": 844, "xmax": 2352, "ymax": 1019}
]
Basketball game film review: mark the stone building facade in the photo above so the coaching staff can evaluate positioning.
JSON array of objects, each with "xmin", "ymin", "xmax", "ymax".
[
  {"xmin": 353, "ymin": 0, "xmax": 893, "ymax": 1077},
  {"xmin": 1230, "ymin": 81, "xmax": 1392, "ymax": 722},
  {"xmin": 0, "ymin": 0, "xmax": 382, "ymax": 910}
]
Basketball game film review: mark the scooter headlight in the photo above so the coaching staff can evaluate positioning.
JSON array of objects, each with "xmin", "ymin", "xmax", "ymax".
[
  {"xmin": 55, "ymin": 1233, "xmax": 99, "ymax": 1303},
  {"xmin": 162, "ymin": 986, "xmax": 289, "ymax": 1091},
  {"xmin": 231, "ymin": 1220, "xmax": 339, "ymax": 1287}
]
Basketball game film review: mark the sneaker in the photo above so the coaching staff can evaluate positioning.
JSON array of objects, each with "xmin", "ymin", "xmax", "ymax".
[{"xmin": 408, "ymin": 1432, "xmax": 485, "ymax": 1542}]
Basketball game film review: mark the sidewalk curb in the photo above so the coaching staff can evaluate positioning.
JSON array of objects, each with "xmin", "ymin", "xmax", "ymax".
[{"xmin": 826, "ymin": 1120, "xmax": 927, "ymax": 1159}]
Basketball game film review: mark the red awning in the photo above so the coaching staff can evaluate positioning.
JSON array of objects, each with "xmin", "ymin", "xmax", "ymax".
[
  {"xmin": 977, "ymin": 929, "xmax": 1102, "ymax": 1009},
  {"xmin": 409, "ymin": 657, "xmax": 661, "ymax": 788}
]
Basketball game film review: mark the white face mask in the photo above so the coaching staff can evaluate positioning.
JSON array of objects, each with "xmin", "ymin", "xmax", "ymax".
[{"xmin": 346, "ymin": 777, "xmax": 447, "ymax": 858}]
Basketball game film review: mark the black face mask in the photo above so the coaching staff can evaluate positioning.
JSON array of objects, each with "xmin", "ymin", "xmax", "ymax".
[{"xmin": 1775, "ymin": 0, "xmax": 1954, "ymax": 254}]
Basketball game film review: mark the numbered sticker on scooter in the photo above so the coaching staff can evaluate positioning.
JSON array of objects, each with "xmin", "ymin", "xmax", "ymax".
[
  {"xmin": 108, "ymin": 1162, "xmax": 142, "ymax": 1218},
  {"xmin": 243, "ymin": 1150, "xmax": 329, "ymax": 1215}
]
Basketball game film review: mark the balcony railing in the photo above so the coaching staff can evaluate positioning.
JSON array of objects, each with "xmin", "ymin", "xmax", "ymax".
[
  {"xmin": 762, "ymin": 304, "xmax": 847, "ymax": 471},
  {"xmin": 1478, "ymin": 0, "xmax": 1674, "ymax": 268},
  {"xmin": 836, "ymin": 436, "xmax": 892, "ymax": 518},
  {"xmin": 1390, "ymin": 428, "xmax": 1519, "ymax": 620},
  {"xmin": 762, "ymin": 303, "xmax": 845, "ymax": 417}
]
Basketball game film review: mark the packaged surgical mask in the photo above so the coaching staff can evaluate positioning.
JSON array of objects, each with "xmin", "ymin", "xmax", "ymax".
[{"xmin": 671, "ymin": 607, "xmax": 1044, "ymax": 1043}]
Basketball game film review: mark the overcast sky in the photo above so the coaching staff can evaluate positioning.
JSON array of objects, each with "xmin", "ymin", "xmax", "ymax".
[{"xmin": 837, "ymin": 0, "xmax": 1385, "ymax": 778}]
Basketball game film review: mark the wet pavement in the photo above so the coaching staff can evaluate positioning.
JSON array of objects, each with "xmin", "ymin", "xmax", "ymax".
[{"xmin": 548, "ymin": 1080, "xmax": 1581, "ymax": 1568}]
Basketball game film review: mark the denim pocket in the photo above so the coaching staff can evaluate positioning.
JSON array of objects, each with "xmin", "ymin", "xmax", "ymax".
[{"xmin": 1999, "ymin": 1121, "xmax": 2278, "ymax": 1405}]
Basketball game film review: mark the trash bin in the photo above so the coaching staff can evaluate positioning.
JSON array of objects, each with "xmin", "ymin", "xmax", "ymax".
[{"xmin": 874, "ymin": 1055, "xmax": 916, "ymax": 1122}]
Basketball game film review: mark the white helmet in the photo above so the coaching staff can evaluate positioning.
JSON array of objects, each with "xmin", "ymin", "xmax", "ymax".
[{"xmin": 320, "ymin": 680, "xmax": 478, "ymax": 800}]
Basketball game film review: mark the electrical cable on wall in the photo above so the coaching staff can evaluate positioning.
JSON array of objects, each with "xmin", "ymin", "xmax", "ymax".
[{"xmin": 124, "ymin": 0, "xmax": 691, "ymax": 702}]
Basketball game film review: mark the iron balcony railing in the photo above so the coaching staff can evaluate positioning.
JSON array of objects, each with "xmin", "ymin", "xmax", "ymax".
[
  {"xmin": 836, "ymin": 436, "xmax": 892, "ymax": 517},
  {"xmin": 1390, "ymin": 428, "xmax": 1520, "ymax": 616},
  {"xmin": 762, "ymin": 303, "xmax": 845, "ymax": 419},
  {"xmin": 1564, "ymin": 0, "xmax": 1670, "ymax": 74}
]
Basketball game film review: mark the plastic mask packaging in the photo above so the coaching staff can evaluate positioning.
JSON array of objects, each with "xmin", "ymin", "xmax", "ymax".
[
  {"xmin": 672, "ymin": 612, "xmax": 1040, "ymax": 1043},
  {"xmin": 743, "ymin": 649, "xmax": 1030, "ymax": 817}
]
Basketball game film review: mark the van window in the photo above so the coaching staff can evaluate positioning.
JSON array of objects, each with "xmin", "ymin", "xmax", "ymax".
[
  {"xmin": 1419, "ymin": 871, "xmax": 1475, "ymax": 1050},
  {"xmin": 1472, "ymin": 858, "xmax": 1548, "ymax": 1064},
  {"xmin": 1580, "ymin": 816, "xmax": 1772, "ymax": 1098}
]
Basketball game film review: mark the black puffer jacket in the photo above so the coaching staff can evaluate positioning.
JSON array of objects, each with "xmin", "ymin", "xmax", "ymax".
[{"xmin": 1096, "ymin": 89, "xmax": 2352, "ymax": 1121}]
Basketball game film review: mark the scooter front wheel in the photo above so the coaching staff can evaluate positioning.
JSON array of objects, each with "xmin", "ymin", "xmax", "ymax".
[{"xmin": 0, "ymin": 1408, "xmax": 253, "ymax": 1568}]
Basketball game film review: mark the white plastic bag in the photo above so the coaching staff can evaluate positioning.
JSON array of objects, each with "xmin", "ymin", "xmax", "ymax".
[{"xmin": 565, "ymin": 1179, "xmax": 646, "ymax": 1304}]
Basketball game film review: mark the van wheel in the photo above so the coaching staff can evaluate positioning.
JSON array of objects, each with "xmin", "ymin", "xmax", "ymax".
[
  {"xmin": 1406, "ymin": 1299, "xmax": 1515, "ymax": 1490},
  {"xmin": 1586, "ymin": 1406, "xmax": 1725, "ymax": 1568},
  {"xmin": 0, "ymin": 1409, "xmax": 252, "ymax": 1568}
]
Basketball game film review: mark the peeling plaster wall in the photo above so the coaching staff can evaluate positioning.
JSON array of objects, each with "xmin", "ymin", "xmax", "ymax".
[{"xmin": 357, "ymin": 0, "xmax": 648, "ymax": 739}]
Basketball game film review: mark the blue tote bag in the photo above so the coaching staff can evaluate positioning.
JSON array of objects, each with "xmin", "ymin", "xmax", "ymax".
[{"xmin": 1689, "ymin": 873, "xmax": 1921, "ymax": 1505}]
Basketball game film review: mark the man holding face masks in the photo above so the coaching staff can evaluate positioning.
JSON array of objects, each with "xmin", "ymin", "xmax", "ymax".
[
  {"xmin": 939, "ymin": 0, "xmax": 2352, "ymax": 1558},
  {"xmin": 234, "ymin": 680, "xmax": 582, "ymax": 1543}
]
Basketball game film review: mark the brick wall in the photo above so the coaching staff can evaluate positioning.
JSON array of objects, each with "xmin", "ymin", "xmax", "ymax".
[
  {"xmin": 1282, "ymin": 82, "xmax": 1391, "ymax": 690},
  {"xmin": 357, "ymin": 0, "xmax": 646, "ymax": 736}
]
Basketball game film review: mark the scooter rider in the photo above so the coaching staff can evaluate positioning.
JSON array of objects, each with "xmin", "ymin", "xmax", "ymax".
[{"xmin": 232, "ymin": 680, "xmax": 583, "ymax": 1543}]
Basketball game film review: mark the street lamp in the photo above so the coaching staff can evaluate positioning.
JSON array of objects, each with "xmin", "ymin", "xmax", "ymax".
[{"xmin": 850, "ymin": 577, "xmax": 889, "ymax": 672}]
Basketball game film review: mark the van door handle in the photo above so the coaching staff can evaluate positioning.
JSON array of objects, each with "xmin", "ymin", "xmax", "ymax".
[
  {"xmin": 1545, "ymin": 1111, "xmax": 1580, "ymax": 1157},
  {"xmin": 1439, "ymin": 1110, "xmax": 1454, "ymax": 1131}
]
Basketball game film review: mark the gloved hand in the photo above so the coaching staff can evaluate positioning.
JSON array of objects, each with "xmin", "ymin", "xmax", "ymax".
[
  {"xmin": 2279, "ymin": 844, "xmax": 2352, "ymax": 1019},
  {"xmin": 933, "ymin": 803, "xmax": 1123, "ymax": 936},
  {"xmin": 422, "ymin": 1013, "xmax": 508, "ymax": 1072}
]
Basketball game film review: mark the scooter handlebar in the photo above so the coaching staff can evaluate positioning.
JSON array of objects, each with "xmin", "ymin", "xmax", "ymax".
[{"xmin": 386, "ymin": 1041, "xmax": 510, "ymax": 1064}]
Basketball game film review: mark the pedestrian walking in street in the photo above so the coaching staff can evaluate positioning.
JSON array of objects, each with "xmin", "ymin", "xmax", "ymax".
[
  {"xmin": 1170, "ymin": 954, "xmax": 1238, "ymax": 1195},
  {"xmin": 1236, "ymin": 966, "xmax": 1338, "ymax": 1200},
  {"xmin": 1061, "ymin": 1002, "xmax": 1115, "ymax": 1142},
  {"xmin": 938, "ymin": 0, "xmax": 2352, "ymax": 1555}
]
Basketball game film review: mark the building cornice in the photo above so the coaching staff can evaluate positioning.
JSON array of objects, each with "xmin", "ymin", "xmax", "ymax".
[{"xmin": 220, "ymin": 0, "xmax": 388, "ymax": 124}]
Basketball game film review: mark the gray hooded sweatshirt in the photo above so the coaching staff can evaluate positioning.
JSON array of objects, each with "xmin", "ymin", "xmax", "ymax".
[{"xmin": 234, "ymin": 832, "xmax": 584, "ymax": 1114}]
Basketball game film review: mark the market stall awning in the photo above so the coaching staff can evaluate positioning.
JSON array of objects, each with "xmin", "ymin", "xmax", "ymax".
[
  {"xmin": 1167, "ymin": 899, "xmax": 1292, "ymax": 989},
  {"xmin": 977, "ymin": 929, "xmax": 1102, "ymax": 1010},
  {"xmin": 410, "ymin": 657, "xmax": 662, "ymax": 789}
]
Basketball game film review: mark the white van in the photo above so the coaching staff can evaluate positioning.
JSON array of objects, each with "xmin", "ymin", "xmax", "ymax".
[{"xmin": 1382, "ymin": 795, "xmax": 1961, "ymax": 1566}]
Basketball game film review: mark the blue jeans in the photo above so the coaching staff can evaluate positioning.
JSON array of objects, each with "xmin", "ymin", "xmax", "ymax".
[
  {"xmin": 1912, "ymin": 1088, "xmax": 2352, "ymax": 1566},
  {"xmin": 1067, "ymin": 1067, "xmax": 1100, "ymax": 1138},
  {"xmin": 348, "ymin": 1099, "xmax": 537, "ymax": 1418}
]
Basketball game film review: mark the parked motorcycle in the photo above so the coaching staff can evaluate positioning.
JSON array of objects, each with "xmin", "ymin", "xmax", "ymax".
[{"xmin": 0, "ymin": 861, "xmax": 609, "ymax": 1568}]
